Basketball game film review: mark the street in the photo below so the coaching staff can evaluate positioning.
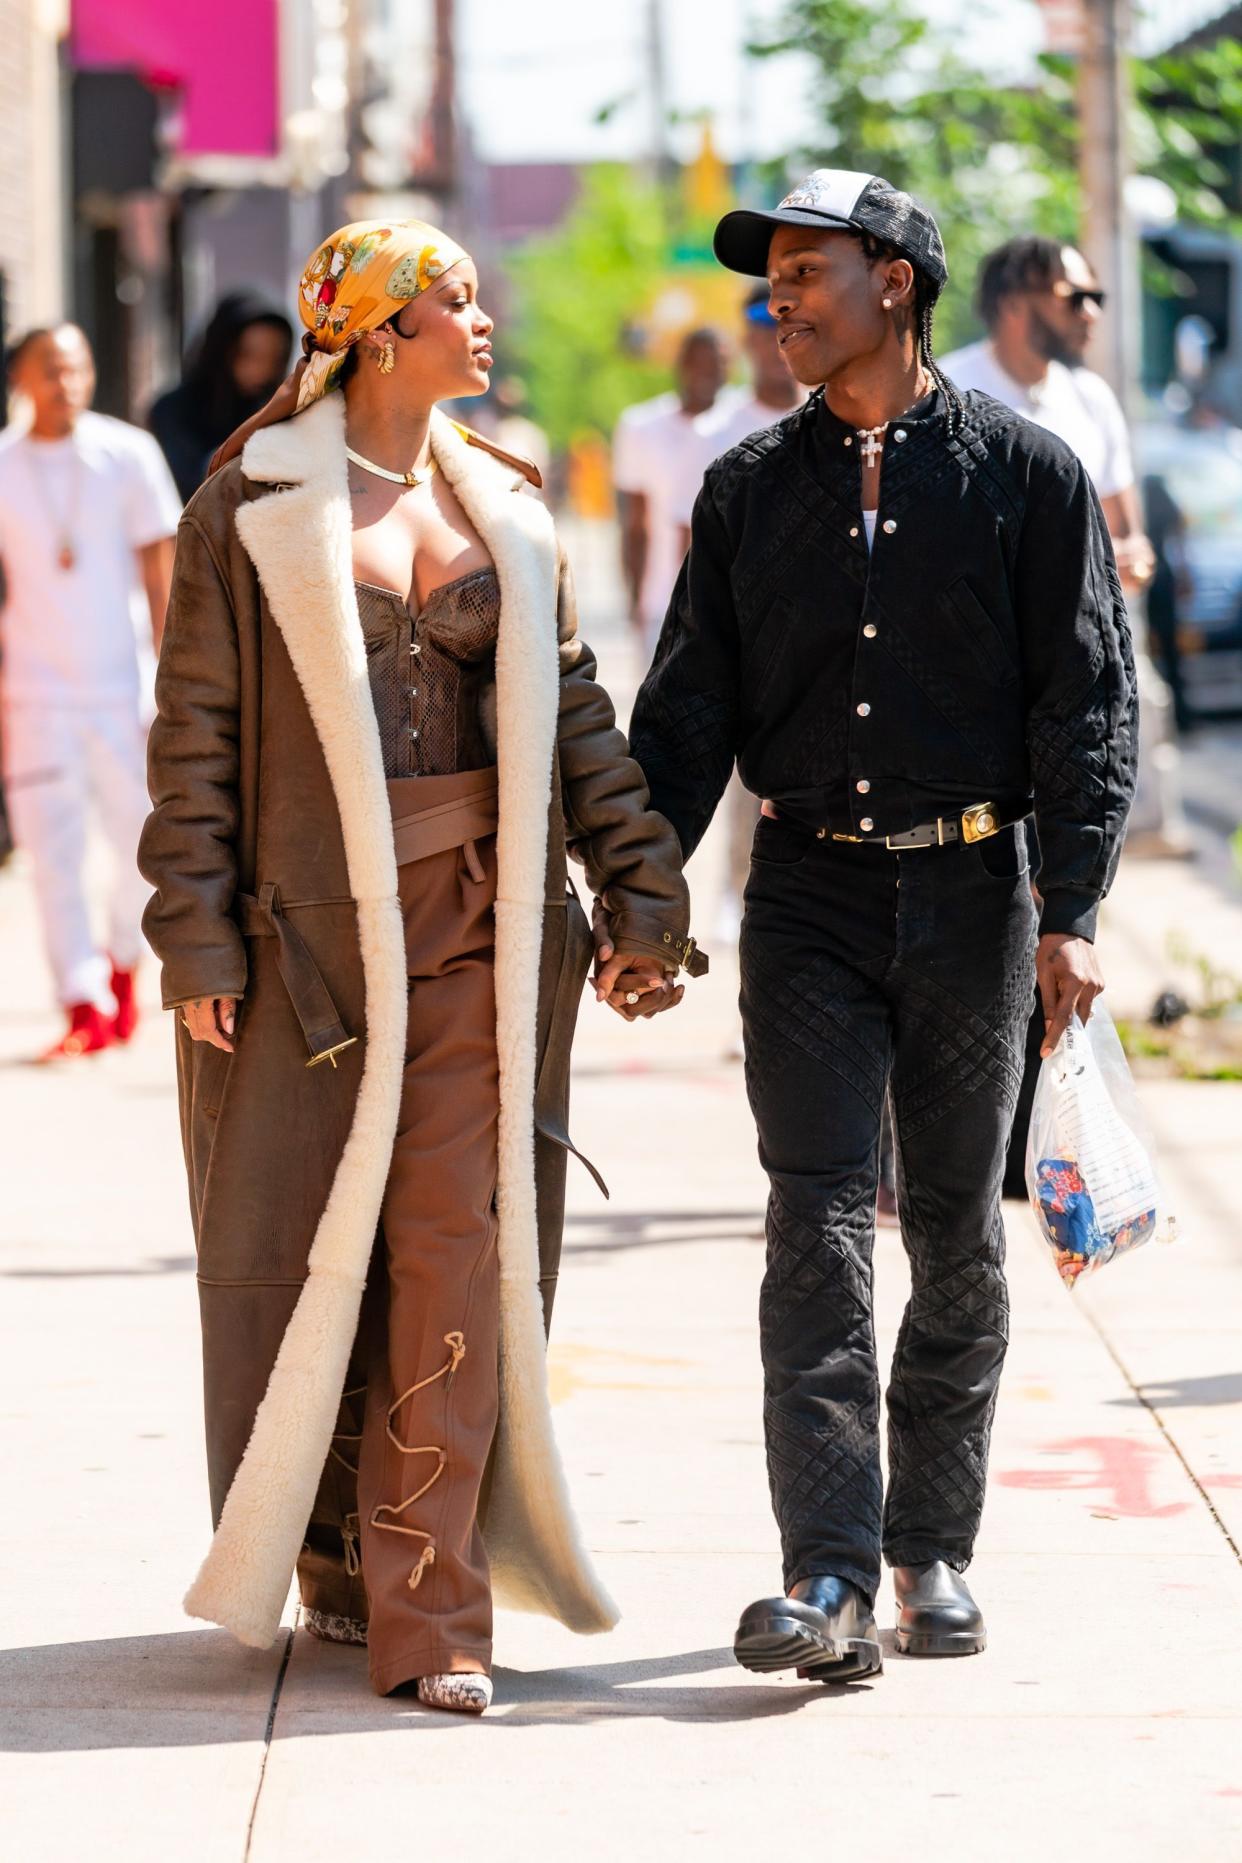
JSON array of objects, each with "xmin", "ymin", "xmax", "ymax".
[{"xmin": 3, "ymin": 531, "xmax": 1242, "ymax": 1860}]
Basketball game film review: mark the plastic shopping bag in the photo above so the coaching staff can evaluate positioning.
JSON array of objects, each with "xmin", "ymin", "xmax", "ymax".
[{"xmin": 1025, "ymin": 1003, "xmax": 1176, "ymax": 1288}]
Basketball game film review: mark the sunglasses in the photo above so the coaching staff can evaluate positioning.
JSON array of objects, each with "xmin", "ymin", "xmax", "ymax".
[{"xmin": 1049, "ymin": 283, "xmax": 1107, "ymax": 313}]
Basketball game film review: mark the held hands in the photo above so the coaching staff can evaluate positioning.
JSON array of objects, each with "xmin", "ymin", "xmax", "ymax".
[
  {"xmin": 181, "ymin": 997, "xmax": 237, "ymax": 1052},
  {"xmin": 1036, "ymin": 934, "xmax": 1103, "ymax": 1059},
  {"xmin": 591, "ymin": 901, "xmax": 684, "ymax": 1022}
]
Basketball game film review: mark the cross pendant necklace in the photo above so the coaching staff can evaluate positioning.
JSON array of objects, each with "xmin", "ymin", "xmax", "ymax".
[
  {"xmin": 853, "ymin": 374, "xmax": 933, "ymax": 471},
  {"xmin": 856, "ymin": 424, "xmax": 886, "ymax": 469}
]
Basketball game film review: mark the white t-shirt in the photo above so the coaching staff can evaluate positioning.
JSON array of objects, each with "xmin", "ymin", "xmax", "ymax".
[
  {"xmin": 942, "ymin": 340, "xmax": 1133, "ymax": 498},
  {"xmin": 0, "ymin": 410, "xmax": 181, "ymax": 708},
  {"xmin": 671, "ymin": 391, "xmax": 807, "ymax": 529},
  {"xmin": 612, "ymin": 391, "xmax": 737, "ymax": 651}
]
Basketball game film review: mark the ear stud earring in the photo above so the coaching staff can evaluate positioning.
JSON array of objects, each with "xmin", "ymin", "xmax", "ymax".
[
  {"xmin": 882, "ymin": 297, "xmax": 893, "ymax": 310},
  {"xmin": 376, "ymin": 340, "xmax": 395, "ymax": 374}
]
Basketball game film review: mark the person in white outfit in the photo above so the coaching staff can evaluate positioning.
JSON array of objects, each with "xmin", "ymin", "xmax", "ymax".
[
  {"xmin": 943, "ymin": 236, "xmax": 1153, "ymax": 588},
  {"xmin": 944, "ymin": 238, "xmax": 1154, "ymax": 1197},
  {"xmin": 612, "ymin": 326, "xmax": 728, "ymax": 666},
  {"xmin": 0, "ymin": 324, "xmax": 180, "ymax": 1058},
  {"xmin": 676, "ymin": 288, "xmax": 806, "ymax": 951}
]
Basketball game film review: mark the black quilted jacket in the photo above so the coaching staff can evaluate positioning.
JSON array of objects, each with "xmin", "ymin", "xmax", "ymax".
[{"xmin": 629, "ymin": 386, "xmax": 1138, "ymax": 940}]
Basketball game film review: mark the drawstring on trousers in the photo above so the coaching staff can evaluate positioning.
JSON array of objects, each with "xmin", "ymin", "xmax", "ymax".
[{"xmin": 369, "ymin": 1331, "xmax": 467, "ymax": 1591}]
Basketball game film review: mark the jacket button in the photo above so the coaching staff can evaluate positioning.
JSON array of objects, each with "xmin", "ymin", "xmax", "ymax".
[
  {"xmin": 856, "ymin": 701, "xmax": 871, "ymax": 717},
  {"xmin": 894, "ymin": 429, "xmax": 907, "ymax": 442},
  {"xmin": 849, "ymin": 526, "xmax": 859, "ymax": 538},
  {"xmin": 409, "ymin": 687, "xmax": 418, "ymax": 698},
  {"xmin": 860, "ymin": 817, "xmax": 875, "ymax": 832},
  {"xmin": 856, "ymin": 779, "xmax": 871, "ymax": 793},
  {"xmin": 883, "ymin": 518, "xmax": 897, "ymax": 534},
  {"xmin": 409, "ymin": 727, "xmax": 419, "ymax": 740},
  {"xmin": 843, "ymin": 435, "xmax": 853, "ymax": 446},
  {"xmin": 863, "ymin": 623, "xmax": 877, "ymax": 638}
]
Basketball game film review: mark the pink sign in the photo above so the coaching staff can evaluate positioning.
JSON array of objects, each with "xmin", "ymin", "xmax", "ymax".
[{"xmin": 71, "ymin": 0, "xmax": 279, "ymax": 158}]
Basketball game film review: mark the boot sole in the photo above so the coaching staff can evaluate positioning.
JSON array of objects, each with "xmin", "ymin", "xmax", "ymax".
[
  {"xmin": 734, "ymin": 1608, "xmax": 882, "ymax": 1679},
  {"xmin": 895, "ymin": 1627, "xmax": 986, "ymax": 1657}
]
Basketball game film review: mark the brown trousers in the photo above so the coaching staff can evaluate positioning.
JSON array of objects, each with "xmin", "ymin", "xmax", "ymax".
[{"xmin": 299, "ymin": 770, "xmax": 503, "ymax": 1696}]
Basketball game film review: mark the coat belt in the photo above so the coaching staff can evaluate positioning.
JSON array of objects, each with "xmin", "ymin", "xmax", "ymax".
[{"xmin": 234, "ymin": 885, "xmax": 359, "ymax": 1069}]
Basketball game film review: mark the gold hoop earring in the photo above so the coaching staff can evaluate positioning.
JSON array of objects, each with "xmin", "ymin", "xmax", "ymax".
[{"xmin": 376, "ymin": 340, "xmax": 395, "ymax": 375}]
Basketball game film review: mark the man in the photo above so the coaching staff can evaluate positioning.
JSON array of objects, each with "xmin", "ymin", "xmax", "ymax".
[
  {"xmin": 943, "ymin": 237, "xmax": 1154, "ymax": 590},
  {"xmin": 0, "ymin": 325, "xmax": 180, "ymax": 1058},
  {"xmin": 689, "ymin": 286, "xmax": 805, "ymax": 477},
  {"xmin": 945, "ymin": 238, "xmax": 1157, "ymax": 1195},
  {"xmin": 629, "ymin": 171, "xmax": 1137, "ymax": 1680},
  {"xmin": 613, "ymin": 326, "xmax": 728, "ymax": 662}
]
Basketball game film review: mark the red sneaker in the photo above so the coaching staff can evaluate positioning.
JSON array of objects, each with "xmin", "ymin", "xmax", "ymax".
[
  {"xmin": 39, "ymin": 1001, "xmax": 115, "ymax": 1063},
  {"xmin": 109, "ymin": 962, "xmax": 139, "ymax": 1043}
]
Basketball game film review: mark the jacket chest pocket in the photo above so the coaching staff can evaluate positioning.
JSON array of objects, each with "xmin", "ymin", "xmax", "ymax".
[{"xmin": 942, "ymin": 576, "xmax": 1019, "ymax": 687}]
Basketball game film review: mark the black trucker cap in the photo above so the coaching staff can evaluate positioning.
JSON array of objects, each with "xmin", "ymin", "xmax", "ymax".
[{"xmin": 714, "ymin": 169, "xmax": 948, "ymax": 292}]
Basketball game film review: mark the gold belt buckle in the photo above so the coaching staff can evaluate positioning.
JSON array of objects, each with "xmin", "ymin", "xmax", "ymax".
[
  {"xmin": 306, "ymin": 1035, "xmax": 360, "ymax": 1071},
  {"xmin": 961, "ymin": 802, "xmax": 1000, "ymax": 844},
  {"xmin": 832, "ymin": 833, "xmax": 865, "ymax": 844}
]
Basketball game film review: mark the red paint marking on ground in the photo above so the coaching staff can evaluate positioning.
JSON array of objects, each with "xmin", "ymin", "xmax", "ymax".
[{"xmin": 996, "ymin": 1436, "xmax": 1192, "ymax": 1518}]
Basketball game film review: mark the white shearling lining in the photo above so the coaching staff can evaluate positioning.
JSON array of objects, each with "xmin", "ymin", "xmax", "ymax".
[{"xmin": 182, "ymin": 396, "xmax": 616, "ymax": 1647}]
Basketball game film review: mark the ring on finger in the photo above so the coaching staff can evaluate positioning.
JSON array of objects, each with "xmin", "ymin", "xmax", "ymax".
[{"xmin": 625, "ymin": 990, "xmax": 640, "ymax": 1006}]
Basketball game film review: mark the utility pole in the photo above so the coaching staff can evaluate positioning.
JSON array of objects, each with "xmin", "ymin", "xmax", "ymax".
[
  {"xmin": 1077, "ymin": 0, "xmax": 1137, "ymax": 411},
  {"xmin": 645, "ymin": 0, "xmax": 675, "ymax": 190}
]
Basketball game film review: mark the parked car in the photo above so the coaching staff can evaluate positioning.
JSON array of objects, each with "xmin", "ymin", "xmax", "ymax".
[{"xmin": 1136, "ymin": 422, "xmax": 1242, "ymax": 716}]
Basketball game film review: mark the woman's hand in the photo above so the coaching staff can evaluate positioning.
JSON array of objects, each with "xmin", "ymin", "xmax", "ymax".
[
  {"xmin": 181, "ymin": 997, "xmax": 237, "ymax": 1053},
  {"xmin": 591, "ymin": 901, "xmax": 684, "ymax": 1020}
]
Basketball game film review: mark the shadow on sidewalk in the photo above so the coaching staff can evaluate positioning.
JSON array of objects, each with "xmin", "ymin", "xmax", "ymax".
[
  {"xmin": 563, "ymin": 1210, "xmax": 764, "ymax": 1259},
  {"xmin": 2, "ymin": 1633, "xmax": 873, "ymax": 1748},
  {"xmin": 1108, "ymin": 1372, "xmax": 1242, "ymax": 1409},
  {"xmin": 489, "ymin": 1644, "xmax": 879, "ymax": 1724}
]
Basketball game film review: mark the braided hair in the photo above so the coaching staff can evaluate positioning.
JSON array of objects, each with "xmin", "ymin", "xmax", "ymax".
[{"xmin": 855, "ymin": 231, "xmax": 965, "ymax": 437}]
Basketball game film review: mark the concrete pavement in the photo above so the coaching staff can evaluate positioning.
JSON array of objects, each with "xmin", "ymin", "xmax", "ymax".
[{"xmin": 3, "ymin": 544, "xmax": 1242, "ymax": 1859}]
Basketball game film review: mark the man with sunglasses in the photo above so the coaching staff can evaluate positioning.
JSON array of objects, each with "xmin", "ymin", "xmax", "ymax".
[{"xmin": 944, "ymin": 236, "xmax": 1154, "ymax": 588}]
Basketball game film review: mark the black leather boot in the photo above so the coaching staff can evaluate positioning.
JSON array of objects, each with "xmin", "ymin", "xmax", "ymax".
[
  {"xmin": 734, "ymin": 1575, "xmax": 882, "ymax": 1680},
  {"xmin": 893, "ymin": 1562, "xmax": 986, "ymax": 1656}
]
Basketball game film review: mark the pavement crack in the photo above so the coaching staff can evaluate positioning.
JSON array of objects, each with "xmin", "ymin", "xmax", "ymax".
[
  {"xmin": 1081, "ymin": 1304, "xmax": 1242, "ymax": 1566},
  {"xmin": 243, "ymin": 1614, "xmax": 297, "ymax": 1862}
]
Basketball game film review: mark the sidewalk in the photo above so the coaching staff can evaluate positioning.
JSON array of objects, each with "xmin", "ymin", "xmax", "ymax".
[{"xmin": 3, "ymin": 548, "xmax": 1241, "ymax": 1859}]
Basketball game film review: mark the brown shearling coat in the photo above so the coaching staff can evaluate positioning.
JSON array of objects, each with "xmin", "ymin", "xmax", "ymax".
[{"xmin": 139, "ymin": 398, "xmax": 696, "ymax": 1649}]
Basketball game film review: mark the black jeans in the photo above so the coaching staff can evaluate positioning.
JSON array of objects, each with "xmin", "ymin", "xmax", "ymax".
[{"xmin": 739, "ymin": 815, "xmax": 1037, "ymax": 1604}]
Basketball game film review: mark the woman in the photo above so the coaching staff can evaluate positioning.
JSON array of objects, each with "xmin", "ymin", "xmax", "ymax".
[
  {"xmin": 139, "ymin": 220, "xmax": 704, "ymax": 1713},
  {"xmin": 149, "ymin": 291, "xmax": 294, "ymax": 501}
]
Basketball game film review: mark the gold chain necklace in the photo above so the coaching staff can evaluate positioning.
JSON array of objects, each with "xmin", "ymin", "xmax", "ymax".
[
  {"xmin": 26, "ymin": 437, "xmax": 82, "ymax": 571},
  {"xmin": 345, "ymin": 444, "xmax": 439, "ymax": 489}
]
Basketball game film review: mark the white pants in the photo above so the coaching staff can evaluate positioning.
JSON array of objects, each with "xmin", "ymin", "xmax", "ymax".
[{"xmin": 2, "ymin": 700, "xmax": 150, "ymax": 1007}]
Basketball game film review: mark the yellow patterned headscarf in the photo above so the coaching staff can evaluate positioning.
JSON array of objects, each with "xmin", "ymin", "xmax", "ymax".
[{"xmin": 294, "ymin": 218, "xmax": 470, "ymax": 411}]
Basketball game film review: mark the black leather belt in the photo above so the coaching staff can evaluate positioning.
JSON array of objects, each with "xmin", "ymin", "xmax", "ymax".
[{"xmin": 822, "ymin": 801, "xmax": 1026, "ymax": 850}]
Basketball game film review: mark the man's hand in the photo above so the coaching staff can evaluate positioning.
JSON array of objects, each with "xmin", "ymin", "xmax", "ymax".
[
  {"xmin": 591, "ymin": 906, "xmax": 683, "ymax": 1020},
  {"xmin": 1036, "ymin": 934, "xmax": 1103, "ymax": 1058},
  {"xmin": 595, "ymin": 950, "xmax": 683, "ymax": 1020},
  {"xmin": 181, "ymin": 997, "xmax": 237, "ymax": 1053},
  {"xmin": 1112, "ymin": 531, "xmax": 1155, "ymax": 594}
]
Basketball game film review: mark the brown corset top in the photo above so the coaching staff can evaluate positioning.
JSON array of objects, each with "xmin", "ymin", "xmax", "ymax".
[{"xmin": 355, "ymin": 567, "xmax": 500, "ymax": 778}]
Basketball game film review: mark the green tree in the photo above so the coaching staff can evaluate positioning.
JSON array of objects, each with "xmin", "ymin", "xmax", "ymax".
[
  {"xmin": 750, "ymin": 0, "xmax": 1242, "ymax": 352},
  {"xmin": 504, "ymin": 165, "xmax": 673, "ymax": 455}
]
